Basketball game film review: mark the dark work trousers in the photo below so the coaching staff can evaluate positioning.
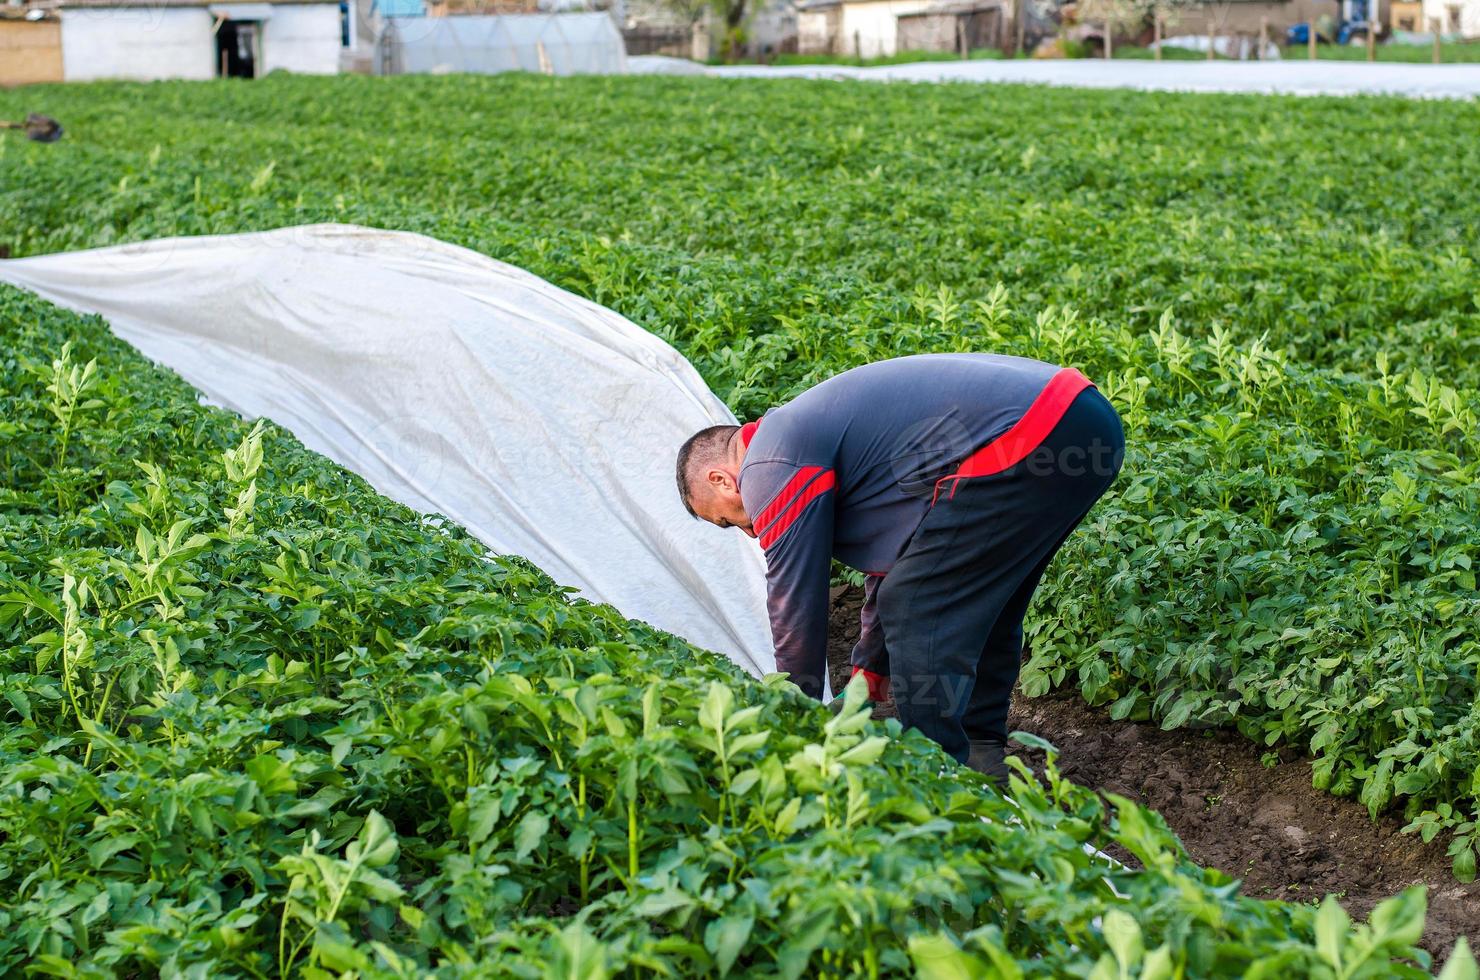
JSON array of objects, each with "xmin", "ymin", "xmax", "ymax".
[{"xmin": 875, "ymin": 388, "xmax": 1124, "ymax": 764}]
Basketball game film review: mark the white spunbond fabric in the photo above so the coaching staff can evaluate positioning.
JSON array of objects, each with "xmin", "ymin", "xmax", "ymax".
[
  {"xmin": 626, "ymin": 54, "xmax": 1480, "ymax": 99},
  {"xmin": 0, "ymin": 224, "xmax": 776, "ymax": 678}
]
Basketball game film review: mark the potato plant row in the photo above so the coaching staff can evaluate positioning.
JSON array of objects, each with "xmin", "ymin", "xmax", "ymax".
[
  {"xmin": 9, "ymin": 71, "xmax": 1472, "ymax": 876},
  {"xmin": 0, "ymin": 72, "xmax": 1476, "ymax": 966},
  {"xmin": 6, "ymin": 289, "xmax": 1469, "ymax": 974}
]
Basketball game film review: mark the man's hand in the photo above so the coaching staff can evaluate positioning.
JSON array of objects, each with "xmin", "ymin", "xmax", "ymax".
[
  {"xmin": 826, "ymin": 668, "xmax": 891, "ymax": 715},
  {"xmin": 850, "ymin": 666, "xmax": 891, "ymax": 703}
]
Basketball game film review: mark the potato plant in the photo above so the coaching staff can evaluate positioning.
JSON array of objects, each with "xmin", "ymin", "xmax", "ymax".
[
  {"xmin": 3, "ymin": 288, "xmax": 1474, "ymax": 975},
  {"xmin": 1, "ymin": 70, "xmax": 1479, "ymax": 967}
]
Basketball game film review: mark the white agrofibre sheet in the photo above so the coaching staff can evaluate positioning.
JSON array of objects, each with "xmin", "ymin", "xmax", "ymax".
[
  {"xmin": 0, "ymin": 224, "xmax": 775, "ymax": 677},
  {"xmin": 627, "ymin": 55, "xmax": 1480, "ymax": 99}
]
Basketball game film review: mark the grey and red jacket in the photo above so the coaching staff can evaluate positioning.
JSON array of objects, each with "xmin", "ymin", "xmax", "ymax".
[{"xmin": 737, "ymin": 353, "xmax": 1093, "ymax": 699}]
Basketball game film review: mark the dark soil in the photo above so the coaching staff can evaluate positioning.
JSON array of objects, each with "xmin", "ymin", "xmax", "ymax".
[{"xmin": 825, "ymin": 585, "xmax": 1480, "ymax": 960}]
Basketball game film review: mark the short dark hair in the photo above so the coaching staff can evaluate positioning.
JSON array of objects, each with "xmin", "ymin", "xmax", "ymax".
[{"xmin": 676, "ymin": 425, "xmax": 740, "ymax": 517}]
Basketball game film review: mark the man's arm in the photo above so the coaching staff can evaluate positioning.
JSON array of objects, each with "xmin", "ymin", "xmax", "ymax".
[
  {"xmin": 850, "ymin": 573, "xmax": 891, "ymax": 701},
  {"xmin": 746, "ymin": 462, "xmax": 836, "ymax": 699}
]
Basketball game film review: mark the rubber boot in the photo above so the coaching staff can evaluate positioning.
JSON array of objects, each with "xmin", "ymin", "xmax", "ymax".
[{"xmin": 966, "ymin": 739, "xmax": 1012, "ymax": 782}]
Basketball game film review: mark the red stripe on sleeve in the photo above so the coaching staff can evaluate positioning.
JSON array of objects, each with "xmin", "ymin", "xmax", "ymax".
[
  {"xmin": 753, "ymin": 465, "xmax": 822, "ymax": 536},
  {"xmin": 759, "ymin": 469, "xmax": 835, "ymax": 550}
]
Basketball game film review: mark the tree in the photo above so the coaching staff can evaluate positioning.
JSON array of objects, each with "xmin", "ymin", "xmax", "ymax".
[
  {"xmin": 648, "ymin": 0, "xmax": 752, "ymax": 59},
  {"xmin": 1065, "ymin": 0, "xmax": 1198, "ymax": 53}
]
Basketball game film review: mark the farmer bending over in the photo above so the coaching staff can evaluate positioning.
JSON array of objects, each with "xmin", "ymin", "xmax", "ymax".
[{"xmin": 675, "ymin": 354, "xmax": 1123, "ymax": 780}]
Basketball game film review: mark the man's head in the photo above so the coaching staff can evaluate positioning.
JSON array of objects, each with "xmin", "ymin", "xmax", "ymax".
[{"xmin": 676, "ymin": 425, "xmax": 755, "ymax": 536}]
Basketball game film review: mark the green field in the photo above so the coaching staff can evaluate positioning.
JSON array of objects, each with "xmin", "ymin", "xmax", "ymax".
[
  {"xmin": 2, "ymin": 73, "xmax": 1479, "ymax": 974},
  {"xmin": 1289, "ymin": 41, "xmax": 1480, "ymax": 62}
]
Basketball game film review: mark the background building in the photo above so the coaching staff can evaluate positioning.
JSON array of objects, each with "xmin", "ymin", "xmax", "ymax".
[
  {"xmin": 843, "ymin": 0, "xmax": 933, "ymax": 56},
  {"xmin": 1156, "ymin": 0, "xmax": 1340, "ymax": 41},
  {"xmin": 0, "ymin": 9, "xmax": 63, "ymax": 86},
  {"xmin": 1420, "ymin": 0, "xmax": 1477, "ymax": 33},
  {"xmin": 1, "ymin": 0, "xmax": 348, "ymax": 83}
]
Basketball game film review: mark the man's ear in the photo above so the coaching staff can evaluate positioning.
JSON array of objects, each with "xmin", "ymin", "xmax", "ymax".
[{"xmin": 705, "ymin": 467, "xmax": 737, "ymax": 494}]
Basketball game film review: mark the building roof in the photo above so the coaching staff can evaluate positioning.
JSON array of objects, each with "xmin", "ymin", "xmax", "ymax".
[
  {"xmin": 838, "ymin": 0, "xmax": 919, "ymax": 6},
  {"xmin": 897, "ymin": 0, "xmax": 1002, "ymax": 13},
  {"xmin": 24, "ymin": 0, "xmax": 337, "ymax": 8}
]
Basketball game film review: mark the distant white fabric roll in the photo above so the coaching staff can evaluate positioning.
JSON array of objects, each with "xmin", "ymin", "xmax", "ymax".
[
  {"xmin": 627, "ymin": 54, "xmax": 1480, "ymax": 99},
  {"xmin": 0, "ymin": 224, "xmax": 775, "ymax": 677}
]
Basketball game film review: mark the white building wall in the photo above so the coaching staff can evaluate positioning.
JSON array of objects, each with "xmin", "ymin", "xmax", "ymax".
[
  {"xmin": 838, "ymin": 0, "xmax": 933, "ymax": 57},
  {"xmin": 61, "ymin": 7, "xmax": 215, "ymax": 80},
  {"xmin": 797, "ymin": 8, "xmax": 838, "ymax": 52},
  {"xmin": 263, "ymin": 4, "xmax": 343, "ymax": 73},
  {"xmin": 750, "ymin": 0, "xmax": 798, "ymax": 52},
  {"xmin": 1421, "ymin": 0, "xmax": 1480, "ymax": 35}
]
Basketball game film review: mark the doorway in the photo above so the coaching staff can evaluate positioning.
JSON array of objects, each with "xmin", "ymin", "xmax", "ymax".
[{"xmin": 216, "ymin": 19, "xmax": 261, "ymax": 78}]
